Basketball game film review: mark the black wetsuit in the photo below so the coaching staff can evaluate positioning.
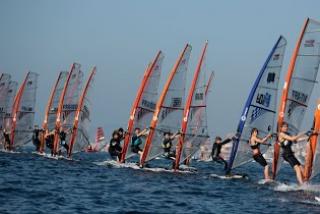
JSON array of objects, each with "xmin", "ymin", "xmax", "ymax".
[
  {"xmin": 109, "ymin": 138, "xmax": 122, "ymax": 160},
  {"xmin": 131, "ymin": 134, "xmax": 142, "ymax": 154},
  {"xmin": 45, "ymin": 134, "xmax": 54, "ymax": 155},
  {"xmin": 162, "ymin": 138, "xmax": 175, "ymax": 158},
  {"xmin": 32, "ymin": 129, "xmax": 41, "ymax": 151},
  {"xmin": 59, "ymin": 131, "xmax": 69, "ymax": 151},
  {"xmin": 280, "ymin": 133, "xmax": 300, "ymax": 168},
  {"xmin": 3, "ymin": 132, "xmax": 10, "ymax": 149},
  {"xmin": 211, "ymin": 138, "xmax": 231, "ymax": 169},
  {"xmin": 250, "ymin": 143, "xmax": 268, "ymax": 167}
]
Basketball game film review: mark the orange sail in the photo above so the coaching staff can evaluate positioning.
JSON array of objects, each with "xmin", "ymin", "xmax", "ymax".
[
  {"xmin": 304, "ymin": 100, "xmax": 320, "ymax": 181},
  {"xmin": 175, "ymin": 42, "xmax": 208, "ymax": 169},
  {"xmin": 68, "ymin": 67, "xmax": 96, "ymax": 157},
  {"xmin": 120, "ymin": 51, "xmax": 164, "ymax": 162},
  {"xmin": 10, "ymin": 72, "xmax": 38, "ymax": 149},
  {"xmin": 140, "ymin": 44, "xmax": 192, "ymax": 167},
  {"xmin": 41, "ymin": 71, "xmax": 69, "ymax": 153},
  {"xmin": 272, "ymin": 18, "xmax": 320, "ymax": 178},
  {"xmin": 53, "ymin": 63, "xmax": 82, "ymax": 155}
]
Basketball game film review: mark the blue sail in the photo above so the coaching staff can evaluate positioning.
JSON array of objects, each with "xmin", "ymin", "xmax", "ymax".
[{"xmin": 227, "ymin": 36, "xmax": 287, "ymax": 172}]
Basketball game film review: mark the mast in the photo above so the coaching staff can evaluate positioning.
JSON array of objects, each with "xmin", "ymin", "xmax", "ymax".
[
  {"xmin": 140, "ymin": 44, "xmax": 191, "ymax": 167},
  {"xmin": 10, "ymin": 72, "xmax": 29, "ymax": 149},
  {"xmin": 53, "ymin": 63, "xmax": 76, "ymax": 155},
  {"xmin": 272, "ymin": 19, "xmax": 310, "ymax": 179},
  {"xmin": 175, "ymin": 42, "xmax": 208, "ymax": 169},
  {"xmin": 68, "ymin": 67, "xmax": 96, "ymax": 157},
  {"xmin": 120, "ymin": 51, "xmax": 162, "ymax": 163}
]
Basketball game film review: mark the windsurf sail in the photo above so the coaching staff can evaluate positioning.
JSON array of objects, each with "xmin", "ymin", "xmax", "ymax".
[
  {"xmin": 272, "ymin": 18, "xmax": 320, "ymax": 179},
  {"xmin": 120, "ymin": 51, "xmax": 164, "ymax": 162},
  {"xmin": 53, "ymin": 63, "xmax": 83, "ymax": 155},
  {"xmin": 175, "ymin": 42, "xmax": 211, "ymax": 169},
  {"xmin": 0, "ymin": 74, "xmax": 12, "ymax": 129},
  {"xmin": 227, "ymin": 36, "xmax": 287, "ymax": 171},
  {"xmin": 140, "ymin": 44, "xmax": 192, "ymax": 167},
  {"xmin": 10, "ymin": 72, "xmax": 38, "ymax": 149},
  {"xmin": 68, "ymin": 67, "xmax": 96, "ymax": 157},
  {"xmin": 304, "ymin": 100, "xmax": 320, "ymax": 181},
  {"xmin": 3, "ymin": 81, "xmax": 18, "ymax": 132},
  {"xmin": 41, "ymin": 71, "xmax": 69, "ymax": 152}
]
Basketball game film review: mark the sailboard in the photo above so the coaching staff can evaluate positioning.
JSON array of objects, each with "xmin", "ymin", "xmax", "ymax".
[
  {"xmin": 227, "ymin": 36, "xmax": 287, "ymax": 171},
  {"xmin": 41, "ymin": 71, "xmax": 69, "ymax": 152},
  {"xmin": 120, "ymin": 51, "xmax": 164, "ymax": 162},
  {"xmin": 140, "ymin": 44, "xmax": 192, "ymax": 167},
  {"xmin": 10, "ymin": 72, "xmax": 38, "ymax": 149},
  {"xmin": 53, "ymin": 63, "xmax": 83, "ymax": 155},
  {"xmin": 272, "ymin": 18, "xmax": 320, "ymax": 179},
  {"xmin": 175, "ymin": 42, "xmax": 211, "ymax": 169},
  {"xmin": 68, "ymin": 67, "xmax": 96, "ymax": 157}
]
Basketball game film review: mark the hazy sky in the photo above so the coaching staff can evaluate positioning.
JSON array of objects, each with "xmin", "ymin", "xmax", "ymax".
[{"xmin": 1, "ymin": 0, "xmax": 320, "ymax": 139}]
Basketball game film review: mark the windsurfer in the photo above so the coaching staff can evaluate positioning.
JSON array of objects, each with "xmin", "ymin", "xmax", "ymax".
[
  {"xmin": 2, "ymin": 129, "xmax": 11, "ymax": 151},
  {"xmin": 32, "ymin": 125, "xmax": 43, "ymax": 152},
  {"xmin": 109, "ymin": 130, "xmax": 122, "ymax": 161},
  {"xmin": 162, "ymin": 131, "xmax": 181, "ymax": 159},
  {"xmin": 249, "ymin": 128, "xmax": 272, "ymax": 180},
  {"xmin": 58, "ymin": 127, "xmax": 70, "ymax": 155},
  {"xmin": 278, "ymin": 122, "xmax": 309, "ymax": 185},
  {"xmin": 131, "ymin": 127, "xmax": 149, "ymax": 156},
  {"xmin": 211, "ymin": 136, "xmax": 234, "ymax": 170},
  {"xmin": 45, "ymin": 130, "xmax": 55, "ymax": 156}
]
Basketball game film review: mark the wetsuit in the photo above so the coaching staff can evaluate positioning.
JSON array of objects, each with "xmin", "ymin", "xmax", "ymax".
[
  {"xmin": 162, "ymin": 138, "xmax": 175, "ymax": 158},
  {"xmin": 3, "ymin": 132, "xmax": 10, "ymax": 150},
  {"xmin": 45, "ymin": 134, "xmax": 54, "ymax": 155},
  {"xmin": 32, "ymin": 129, "xmax": 41, "ymax": 151},
  {"xmin": 280, "ymin": 133, "xmax": 300, "ymax": 168},
  {"xmin": 211, "ymin": 138, "xmax": 231, "ymax": 169},
  {"xmin": 131, "ymin": 134, "xmax": 142, "ymax": 154},
  {"xmin": 109, "ymin": 138, "xmax": 122, "ymax": 160},
  {"xmin": 250, "ymin": 142, "xmax": 268, "ymax": 167},
  {"xmin": 59, "ymin": 131, "xmax": 69, "ymax": 152}
]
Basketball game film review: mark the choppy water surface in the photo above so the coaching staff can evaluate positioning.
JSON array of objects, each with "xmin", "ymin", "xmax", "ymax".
[{"xmin": 1, "ymin": 151, "xmax": 320, "ymax": 214}]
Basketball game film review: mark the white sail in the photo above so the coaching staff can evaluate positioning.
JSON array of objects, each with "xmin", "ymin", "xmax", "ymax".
[
  {"xmin": 0, "ymin": 74, "xmax": 12, "ymax": 129},
  {"xmin": 13, "ymin": 72, "xmax": 38, "ymax": 148},
  {"xmin": 46, "ymin": 72, "xmax": 69, "ymax": 132},
  {"xmin": 230, "ymin": 36, "xmax": 287, "ymax": 169},
  {"xmin": 125, "ymin": 53, "xmax": 164, "ymax": 160},
  {"xmin": 145, "ymin": 45, "xmax": 191, "ymax": 162}
]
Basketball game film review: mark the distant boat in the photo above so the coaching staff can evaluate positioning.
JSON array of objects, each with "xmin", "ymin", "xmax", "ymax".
[{"xmin": 85, "ymin": 127, "xmax": 107, "ymax": 152}]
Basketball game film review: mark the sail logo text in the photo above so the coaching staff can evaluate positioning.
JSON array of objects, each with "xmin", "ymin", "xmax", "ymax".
[
  {"xmin": 141, "ymin": 99, "xmax": 156, "ymax": 110},
  {"xmin": 304, "ymin": 39, "xmax": 315, "ymax": 47},
  {"xmin": 195, "ymin": 93, "xmax": 204, "ymax": 100},
  {"xmin": 256, "ymin": 92, "xmax": 271, "ymax": 107},
  {"xmin": 267, "ymin": 72, "xmax": 276, "ymax": 83},
  {"xmin": 250, "ymin": 107, "xmax": 267, "ymax": 123},
  {"xmin": 273, "ymin": 54, "xmax": 280, "ymax": 61},
  {"xmin": 171, "ymin": 97, "xmax": 182, "ymax": 107},
  {"xmin": 292, "ymin": 90, "xmax": 308, "ymax": 103}
]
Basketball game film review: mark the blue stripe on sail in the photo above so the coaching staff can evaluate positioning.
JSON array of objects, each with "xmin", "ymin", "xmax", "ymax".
[{"xmin": 226, "ymin": 36, "xmax": 284, "ymax": 172}]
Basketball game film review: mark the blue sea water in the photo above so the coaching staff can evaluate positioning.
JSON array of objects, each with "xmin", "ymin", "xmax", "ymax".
[{"xmin": 1, "ymin": 150, "xmax": 320, "ymax": 214}]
